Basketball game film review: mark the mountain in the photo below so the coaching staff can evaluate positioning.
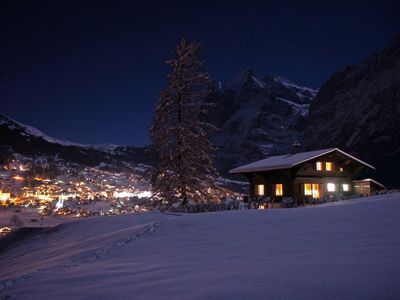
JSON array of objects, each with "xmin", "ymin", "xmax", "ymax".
[
  {"xmin": 1, "ymin": 69, "xmax": 317, "ymax": 178},
  {"xmin": 0, "ymin": 68, "xmax": 318, "ymax": 193},
  {"xmin": 0, "ymin": 114, "xmax": 248, "ymax": 193},
  {"xmin": 303, "ymin": 33, "xmax": 400, "ymax": 187},
  {"xmin": 0, "ymin": 114, "xmax": 152, "ymax": 168},
  {"xmin": 206, "ymin": 69, "xmax": 318, "ymax": 174}
]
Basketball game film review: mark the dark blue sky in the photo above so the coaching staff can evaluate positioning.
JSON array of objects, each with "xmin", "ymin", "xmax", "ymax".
[{"xmin": 1, "ymin": 0, "xmax": 399, "ymax": 146}]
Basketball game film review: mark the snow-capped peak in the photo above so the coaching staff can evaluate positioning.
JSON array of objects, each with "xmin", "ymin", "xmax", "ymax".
[
  {"xmin": 224, "ymin": 68, "xmax": 264, "ymax": 91},
  {"xmin": 91, "ymin": 144, "xmax": 121, "ymax": 153},
  {"xmin": 223, "ymin": 70, "xmax": 318, "ymax": 99},
  {"xmin": 0, "ymin": 113, "xmax": 121, "ymax": 153},
  {"xmin": 251, "ymin": 75, "xmax": 267, "ymax": 89},
  {"xmin": 272, "ymin": 76, "xmax": 318, "ymax": 95}
]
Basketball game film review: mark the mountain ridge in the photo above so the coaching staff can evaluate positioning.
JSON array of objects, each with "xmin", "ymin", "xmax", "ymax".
[
  {"xmin": 1, "ymin": 71, "xmax": 317, "ymax": 175},
  {"xmin": 303, "ymin": 32, "xmax": 400, "ymax": 187},
  {"xmin": 207, "ymin": 69, "xmax": 318, "ymax": 174},
  {"xmin": 0, "ymin": 113, "xmax": 151, "ymax": 168}
]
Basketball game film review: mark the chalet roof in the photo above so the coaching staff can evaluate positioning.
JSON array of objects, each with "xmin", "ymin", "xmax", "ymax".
[
  {"xmin": 229, "ymin": 148, "xmax": 375, "ymax": 174},
  {"xmin": 353, "ymin": 178, "xmax": 386, "ymax": 189}
]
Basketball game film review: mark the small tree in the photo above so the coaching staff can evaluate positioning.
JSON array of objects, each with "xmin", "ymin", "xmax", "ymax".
[
  {"xmin": 149, "ymin": 39, "xmax": 219, "ymax": 208},
  {"xmin": 10, "ymin": 214, "xmax": 25, "ymax": 227}
]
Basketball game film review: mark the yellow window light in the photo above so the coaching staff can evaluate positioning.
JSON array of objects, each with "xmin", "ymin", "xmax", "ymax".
[
  {"xmin": 304, "ymin": 184, "xmax": 312, "ymax": 195},
  {"xmin": 326, "ymin": 162, "xmax": 333, "ymax": 171},
  {"xmin": 275, "ymin": 184, "xmax": 283, "ymax": 196},
  {"xmin": 255, "ymin": 184, "xmax": 265, "ymax": 196}
]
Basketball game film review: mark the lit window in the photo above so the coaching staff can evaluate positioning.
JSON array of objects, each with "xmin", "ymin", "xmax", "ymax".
[
  {"xmin": 255, "ymin": 184, "xmax": 264, "ymax": 196},
  {"xmin": 275, "ymin": 184, "xmax": 283, "ymax": 196},
  {"xmin": 304, "ymin": 184, "xmax": 312, "ymax": 195},
  {"xmin": 342, "ymin": 184, "xmax": 350, "ymax": 192},
  {"xmin": 312, "ymin": 184, "xmax": 320, "ymax": 198},
  {"xmin": 325, "ymin": 162, "xmax": 333, "ymax": 171},
  {"xmin": 340, "ymin": 167, "xmax": 344, "ymax": 172},
  {"xmin": 304, "ymin": 183, "xmax": 320, "ymax": 198},
  {"xmin": 327, "ymin": 183, "xmax": 336, "ymax": 192},
  {"xmin": 316, "ymin": 162, "xmax": 322, "ymax": 171}
]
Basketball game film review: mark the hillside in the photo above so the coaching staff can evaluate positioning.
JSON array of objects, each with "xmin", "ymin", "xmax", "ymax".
[
  {"xmin": 0, "ymin": 113, "xmax": 152, "ymax": 168},
  {"xmin": 1, "ymin": 193, "xmax": 400, "ymax": 299},
  {"xmin": 304, "ymin": 33, "xmax": 400, "ymax": 187}
]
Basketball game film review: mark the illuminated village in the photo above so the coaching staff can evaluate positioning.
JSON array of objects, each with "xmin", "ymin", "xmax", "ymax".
[
  {"xmin": 0, "ymin": 156, "xmax": 244, "ymax": 233},
  {"xmin": 0, "ymin": 157, "xmax": 154, "ymax": 220}
]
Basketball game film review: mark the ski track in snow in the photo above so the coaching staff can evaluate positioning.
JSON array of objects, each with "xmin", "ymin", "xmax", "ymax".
[
  {"xmin": 1, "ymin": 194, "xmax": 400, "ymax": 299},
  {"xmin": 0, "ymin": 221, "xmax": 161, "ymax": 293}
]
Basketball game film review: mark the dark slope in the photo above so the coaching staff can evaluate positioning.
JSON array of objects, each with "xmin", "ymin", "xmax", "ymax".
[{"xmin": 304, "ymin": 33, "xmax": 400, "ymax": 187}]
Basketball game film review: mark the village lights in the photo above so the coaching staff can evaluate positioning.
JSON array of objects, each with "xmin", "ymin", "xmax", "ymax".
[
  {"xmin": 12, "ymin": 175, "xmax": 24, "ymax": 181},
  {"xmin": 0, "ymin": 159, "xmax": 156, "ymax": 215}
]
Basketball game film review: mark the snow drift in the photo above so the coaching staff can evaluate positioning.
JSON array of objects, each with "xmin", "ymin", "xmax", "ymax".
[{"xmin": 1, "ymin": 193, "xmax": 400, "ymax": 299}]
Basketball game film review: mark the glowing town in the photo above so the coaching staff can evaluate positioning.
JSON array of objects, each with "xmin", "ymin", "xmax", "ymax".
[
  {"xmin": 0, "ymin": 157, "xmax": 154, "ymax": 217},
  {"xmin": 0, "ymin": 156, "xmax": 244, "ymax": 222}
]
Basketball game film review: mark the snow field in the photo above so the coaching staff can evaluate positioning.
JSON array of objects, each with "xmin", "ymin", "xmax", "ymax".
[{"xmin": 1, "ymin": 194, "xmax": 400, "ymax": 299}]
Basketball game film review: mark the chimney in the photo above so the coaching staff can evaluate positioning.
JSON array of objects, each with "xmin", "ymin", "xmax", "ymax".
[{"xmin": 292, "ymin": 140, "xmax": 301, "ymax": 153}]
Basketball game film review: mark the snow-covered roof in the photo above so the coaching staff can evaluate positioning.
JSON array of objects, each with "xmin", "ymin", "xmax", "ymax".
[
  {"xmin": 353, "ymin": 178, "xmax": 386, "ymax": 189},
  {"xmin": 229, "ymin": 148, "xmax": 375, "ymax": 174}
]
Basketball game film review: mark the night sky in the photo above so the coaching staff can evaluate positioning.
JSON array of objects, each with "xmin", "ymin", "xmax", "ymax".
[{"xmin": 1, "ymin": 1, "xmax": 399, "ymax": 146}]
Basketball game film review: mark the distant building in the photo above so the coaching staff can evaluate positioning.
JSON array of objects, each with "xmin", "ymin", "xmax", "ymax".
[
  {"xmin": 352, "ymin": 178, "xmax": 386, "ymax": 197},
  {"xmin": 229, "ymin": 148, "xmax": 385, "ymax": 204},
  {"xmin": 0, "ymin": 190, "xmax": 11, "ymax": 201}
]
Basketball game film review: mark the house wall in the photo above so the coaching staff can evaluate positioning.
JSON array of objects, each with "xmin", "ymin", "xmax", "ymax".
[
  {"xmin": 370, "ymin": 181, "xmax": 385, "ymax": 194},
  {"xmin": 293, "ymin": 177, "xmax": 353, "ymax": 202},
  {"xmin": 352, "ymin": 180, "xmax": 384, "ymax": 196},
  {"xmin": 249, "ymin": 175, "xmax": 353, "ymax": 203},
  {"xmin": 353, "ymin": 180, "xmax": 371, "ymax": 196},
  {"xmin": 246, "ymin": 151, "xmax": 371, "ymax": 203},
  {"xmin": 293, "ymin": 154, "xmax": 362, "ymax": 179},
  {"xmin": 249, "ymin": 169, "xmax": 292, "ymax": 200}
]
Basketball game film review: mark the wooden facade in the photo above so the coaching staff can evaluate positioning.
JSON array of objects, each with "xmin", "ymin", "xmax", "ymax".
[
  {"xmin": 230, "ymin": 148, "xmax": 383, "ymax": 204},
  {"xmin": 353, "ymin": 179, "xmax": 386, "ymax": 196}
]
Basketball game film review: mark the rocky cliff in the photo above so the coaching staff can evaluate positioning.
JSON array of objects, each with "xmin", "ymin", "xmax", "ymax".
[{"xmin": 304, "ymin": 33, "xmax": 400, "ymax": 186}]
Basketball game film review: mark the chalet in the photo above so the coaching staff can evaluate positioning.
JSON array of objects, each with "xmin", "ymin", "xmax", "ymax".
[{"xmin": 229, "ymin": 148, "xmax": 385, "ymax": 204}]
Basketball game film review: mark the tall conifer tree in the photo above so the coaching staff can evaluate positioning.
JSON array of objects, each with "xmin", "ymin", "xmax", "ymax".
[{"xmin": 149, "ymin": 39, "xmax": 219, "ymax": 208}]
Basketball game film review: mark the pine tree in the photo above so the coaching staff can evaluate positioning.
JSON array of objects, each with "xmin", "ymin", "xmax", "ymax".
[{"xmin": 149, "ymin": 39, "xmax": 219, "ymax": 209}]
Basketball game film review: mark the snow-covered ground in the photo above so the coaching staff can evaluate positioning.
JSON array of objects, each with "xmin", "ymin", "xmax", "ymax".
[
  {"xmin": 0, "ymin": 207, "xmax": 73, "ymax": 229},
  {"xmin": 1, "ymin": 193, "xmax": 400, "ymax": 299}
]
